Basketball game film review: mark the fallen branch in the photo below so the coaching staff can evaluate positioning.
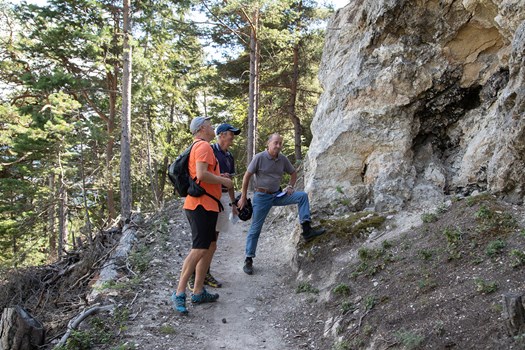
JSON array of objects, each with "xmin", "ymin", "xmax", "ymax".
[
  {"xmin": 54, "ymin": 304, "xmax": 114, "ymax": 348},
  {"xmin": 357, "ymin": 309, "xmax": 371, "ymax": 329}
]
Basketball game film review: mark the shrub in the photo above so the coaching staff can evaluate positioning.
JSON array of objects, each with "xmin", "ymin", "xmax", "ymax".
[
  {"xmin": 475, "ymin": 278, "xmax": 498, "ymax": 294},
  {"xmin": 333, "ymin": 283, "xmax": 351, "ymax": 296},
  {"xmin": 394, "ymin": 329, "xmax": 424, "ymax": 349},
  {"xmin": 421, "ymin": 213, "xmax": 438, "ymax": 223},
  {"xmin": 296, "ymin": 281, "xmax": 319, "ymax": 294}
]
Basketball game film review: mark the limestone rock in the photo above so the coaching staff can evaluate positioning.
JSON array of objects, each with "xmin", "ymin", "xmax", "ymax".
[{"xmin": 306, "ymin": 0, "xmax": 525, "ymax": 211}]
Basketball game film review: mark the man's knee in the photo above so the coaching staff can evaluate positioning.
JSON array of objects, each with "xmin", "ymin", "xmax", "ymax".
[{"xmin": 190, "ymin": 248, "xmax": 209, "ymax": 259}]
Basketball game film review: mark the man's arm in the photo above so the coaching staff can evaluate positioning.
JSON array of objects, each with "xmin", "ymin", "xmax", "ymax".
[
  {"xmin": 238, "ymin": 171, "xmax": 253, "ymax": 209},
  {"xmin": 196, "ymin": 162, "xmax": 232, "ymax": 188},
  {"xmin": 285, "ymin": 171, "xmax": 297, "ymax": 194},
  {"xmin": 229, "ymin": 186, "xmax": 238, "ymax": 215}
]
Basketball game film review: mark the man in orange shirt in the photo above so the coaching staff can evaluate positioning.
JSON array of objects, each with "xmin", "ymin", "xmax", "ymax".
[{"xmin": 171, "ymin": 116, "xmax": 233, "ymax": 314}]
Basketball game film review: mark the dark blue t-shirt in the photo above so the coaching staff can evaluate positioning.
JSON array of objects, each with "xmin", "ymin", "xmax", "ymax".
[{"xmin": 212, "ymin": 143, "xmax": 235, "ymax": 191}]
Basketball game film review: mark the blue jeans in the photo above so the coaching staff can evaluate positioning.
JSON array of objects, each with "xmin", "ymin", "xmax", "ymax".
[{"xmin": 245, "ymin": 191, "xmax": 311, "ymax": 258}]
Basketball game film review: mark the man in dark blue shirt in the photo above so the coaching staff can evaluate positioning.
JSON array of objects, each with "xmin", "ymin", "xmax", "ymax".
[{"xmin": 187, "ymin": 123, "xmax": 241, "ymax": 291}]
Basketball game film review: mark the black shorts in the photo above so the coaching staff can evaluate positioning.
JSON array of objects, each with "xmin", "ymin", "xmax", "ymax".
[{"xmin": 185, "ymin": 205, "xmax": 218, "ymax": 249}]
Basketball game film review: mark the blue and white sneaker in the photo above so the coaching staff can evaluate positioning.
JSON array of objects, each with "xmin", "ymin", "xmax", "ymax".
[
  {"xmin": 171, "ymin": 292, "xmax": 188, "ymax": 314},
  {"xmin": 191, "ymin": 288, "xmax": 219, "ymax": 304}
]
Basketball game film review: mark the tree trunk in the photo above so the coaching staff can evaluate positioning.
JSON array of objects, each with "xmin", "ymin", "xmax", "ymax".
[
  {"xmin": 0, "ymin": 306, "xmax": 45, "ymax": 350},
  {"xmin": 120, "ymin": 0, "xmax": 132, "ymax": 224},
  {"xmin": 502, "ymin": 293, "xmax": 525, "ymax": 336},
  {"xmin": 11, "ymin": 211, "xmax": 17, "ymax": 267},
  {"xmin": 159, "ymin": 101, "xmax": 175, "ymax": 202},
  {"xmin": 106, "ymin": 10, "xmax": 121, "ymax": 222},
  {"xmin": 247, "ymin": 9, "xmax": 259, "ymax": 166},
  {"xmin": 289, "ymin": 41, "xmax": 303, "ymax": 162},
  {"xmin": 79, "ymin": 136, "xmax": 93, "ymax": 243},
  {"xmin": 57, "ymin": 151, "xmax": 68, "ymax": 257},
  {"xmin": 106, "ymin": 74, "xmax": 117, "ymax": 221},
  {"xmin": 58, "ymin": 179, "xmax": 68, "ymax": 257},
  {"xmin": 47, "ymin": 173, "xmax": 57, "ymax": 261},
  {"xmin": 145, "ymin": 107, "xmax": 159, "ymax": 209}
]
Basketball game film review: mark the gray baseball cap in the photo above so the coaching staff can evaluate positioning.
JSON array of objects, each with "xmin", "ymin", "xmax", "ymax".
[{"xmin": 189, "ymin": 116, "xmax": 212, "ymax": 134}]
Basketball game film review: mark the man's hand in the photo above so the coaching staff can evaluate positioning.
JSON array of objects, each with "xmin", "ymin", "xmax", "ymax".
[
  {"xmin": 285, "ymin": 184, "xmax": 295, "ymax": 195},
  {"xmin": 238, "ymin": 195, "xmax": 246, "ymax": 210},
  {"xmin": 221, "ymin": 177, "xmax": 233, "ymax": 189}
]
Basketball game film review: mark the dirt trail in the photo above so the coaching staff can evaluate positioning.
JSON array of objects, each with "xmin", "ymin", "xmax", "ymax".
[{"xmin": 122, "ymin": 201, "xmax": 303, "ymax": 350}]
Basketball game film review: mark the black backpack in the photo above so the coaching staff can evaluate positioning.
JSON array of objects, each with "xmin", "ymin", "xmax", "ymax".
[
  {"xmin": 167, "ymin": 140, "xmax": 224, "ymax": 211},
  {"xmin": 168, "ymin": 141, "xmax": 199, "ymax": 197}
]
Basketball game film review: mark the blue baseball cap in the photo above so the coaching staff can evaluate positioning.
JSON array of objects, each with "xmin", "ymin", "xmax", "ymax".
[{"xmin": 215, "ymin": 123, "xmax": 241, "ymax": 135}]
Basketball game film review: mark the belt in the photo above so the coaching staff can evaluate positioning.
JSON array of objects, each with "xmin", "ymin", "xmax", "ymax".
[
  {"xmin": 222, "ymin": 189, "xmax": 229, "ymax": 193},
  {"xmin": 255, "ymin": 187, "xmax": 276, "ymax": 194}
]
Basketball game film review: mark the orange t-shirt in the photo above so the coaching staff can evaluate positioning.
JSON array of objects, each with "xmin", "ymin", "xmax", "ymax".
[{"xmin": 183, "ymin": 140, "xmax": 222, "ymax": 212}]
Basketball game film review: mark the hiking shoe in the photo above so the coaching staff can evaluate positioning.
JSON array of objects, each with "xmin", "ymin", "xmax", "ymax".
[
  {"xmin": 302, "ymin": 226, "xmax": 326, "ymax": 242},
  {"xmin": 191, "ymin": 288, "xmax": 219, "ymax": 304},
  {"xmin": 187, "ymin": 274, "xmax": 195, "ymax": 292},
  {"xmin": 171, "ymin": 292, "xmax": 188, "ymax": 314},
  {"xmin": 243, "ymin": 257, "xmax": 253, "ymax": 275},
  {"xmin": 204, "ymin": 272, "xmax": 222, "ymax": 288}
]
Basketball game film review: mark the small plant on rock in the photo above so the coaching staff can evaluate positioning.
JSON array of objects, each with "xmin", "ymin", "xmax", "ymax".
[
  {"xmin": 332, "ymin": 340, "xmax": 351, "ymax": 350},
  {"xmin": 394, "ymin": 329, "xmax": 424, "ymax": 349},
  {"xmin": 333, "ymin": 283, "xmax": 351, "ymax": 297},
  {"xmin": 510, "ymin": 249, "xmax": 525, "ymax": 268},
  {"xmin": 364, "ymin": 295, "xmax": 376, "ymax": 310},
  {"xmin": 341, "ymin": 301, "xmax": 355, "ymax": 314},
  {"xmin": 485, "ymin": 239, "xmax": 506, "ymax": 257},
  {"xmin": 474, "ymin": 278, "xmax": 498, "ymax": 294},
  {"xmin": 443, "ymin": 227, "xmax": 462, "ymax": 260},
  {"xmin": 296, "ymin": 281, "xmax": 319, "ymax": 294},
  {"xmin": 418, "ymin": 249, "xmax": 433, "ymax": 261},
  {"xmin": 421, "ymin": 212, "xmax": 438, "ymax": 223}
]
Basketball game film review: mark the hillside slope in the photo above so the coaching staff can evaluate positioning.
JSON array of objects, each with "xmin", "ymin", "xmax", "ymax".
[
  {"xmin": 4, "ymin": 193, "xmax": 524, "ymax": 349},
  {"xmin": 98, "ymin": 193, "xmax": 525, "ymax": 349}
]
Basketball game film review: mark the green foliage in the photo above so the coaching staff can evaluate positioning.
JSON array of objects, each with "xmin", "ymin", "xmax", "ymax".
[
  {"xmin": 474, "ymin": 205, "xmax": 517, "ymax": 236},
  {"xmin": 341, "ymin": 301, "xmax": 355, "ymax": 314},
  {"xmin": 485, "ymin": 239, "xmax": 506, "ymax": 257},
  {"xmin": 474, "ymin": 205, "xmax": 492, "ymax": 220},
  {"xmin": 296, "ymin": 281, "xmax": 319, "ymax": 294},
  {"xmin": 333, "ymin": 283, "xmax": 351, "ymax": 297},
  {"xmin": 514, "ymin": 332, "xmax": 525, "ymax": 346},
  {"xmin": 443, "ymin": 227, "xmax": 462, "ymax": 260},
  {"xmin": 474, "ymin": 278, "xmax": 498, "ymax": 294},
  {"xmin": 364, "ymin": 295, "xmax": 376, "ymax": 310},
  {"xmin": 394, "ymin": 329, "xmax": 424, "ymax": 349},
  {"xmin": 129, "ymin": 246, "xmax": 151, "ymax": 274},
  {"xmin": 332, "ymin": 340, "xmax": 351, "ymax": 350},
  {"xmin": 421, "ymin": 212, "xmax": 438, "ymax": 223},
  {"xmin": 98, "ymin": 277, "xmax": 140, "ymax": 291},
  {"xmin": 159, "ymin": 324, "xmax": 177, "ymax": 335},
  {"xmin": 320, "ymin": 212, "xmax": 386, "ymax": 241},
  {"xmin": 110, "ymin": 345, "xmax": 136, "ymax": 350},
  {"xmin": 353, "ymin": 243, "xmax": 394, "ymax": 277},
  {"xmin": 0, "ymin": 0, "xmax": 333, "ymax": 267},
  {"xmin": 55, "ymin": 307, "xmax": 129, "ymax": 350},
  {"xmin": 418, "ymin": 249, "xmax": 434, "ymax": 261},
  {"xmin": 417, "ymin": 275, "xmax": 437, "ymax": 292},
  {"xmin": 510, "ymin": 250, "xmax": 525, "ymax": 268},
  {"xmin": 466, "ymin": 193, "xmax": 492, "ymax": 206}
]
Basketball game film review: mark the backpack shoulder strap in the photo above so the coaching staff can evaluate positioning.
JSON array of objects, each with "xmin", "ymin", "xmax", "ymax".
[{"xmin": 205, "ymin": 193, "xmax": 224, "ymax": 212}]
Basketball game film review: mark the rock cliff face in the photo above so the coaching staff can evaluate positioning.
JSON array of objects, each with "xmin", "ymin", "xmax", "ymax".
[{"xmin": 306, "ymin": 0, "xmax": 525, "ymax": 212}]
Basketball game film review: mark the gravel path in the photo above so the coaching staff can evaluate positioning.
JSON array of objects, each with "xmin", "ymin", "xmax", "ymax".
[{"xmin": 122, "ymin": 200, "xmax": 302, "ymax": 350}]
